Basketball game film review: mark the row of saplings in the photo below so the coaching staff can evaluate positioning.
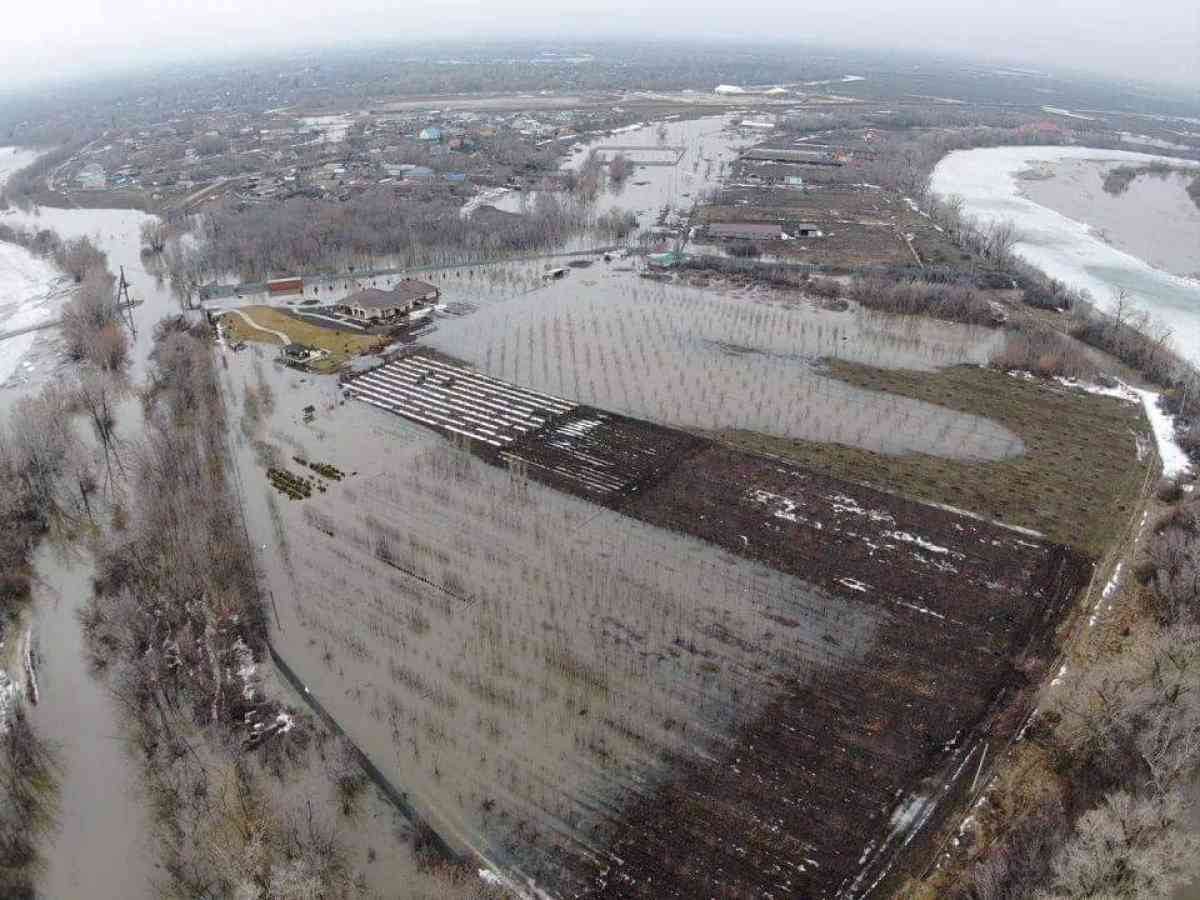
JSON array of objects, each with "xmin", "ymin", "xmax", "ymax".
[{"xmin": 266, "ymin": 456, "xmax": 348, "ymax": 500}]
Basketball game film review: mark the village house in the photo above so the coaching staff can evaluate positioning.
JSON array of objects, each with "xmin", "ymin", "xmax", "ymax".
[{"xmin": 339, "ymin": 279, "xmax": 439, "ymax": 323}]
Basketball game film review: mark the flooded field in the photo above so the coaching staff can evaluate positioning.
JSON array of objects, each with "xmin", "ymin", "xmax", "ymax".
[
  {"xmin": 0, "ymin": 200, "xmax": 185, "ymax": 399},
  {"xmin": 226, "ymin": 337, "xmax": 1088, "ymax": 896},
  {"xmin": 230, "ymin": 351, "xmax": 881, "ymax": 892},
  {"xmin": 0, "ymin": 146, "xmax": 72, "ymax": 389},
  {"xmin": 494, "ymin": 115, "xmax": 751, "ymax": 230},
  {"xmin": 424, "ymin": 268, "xmax": 1019, "ymax": 459},
  {"xmin": 0, "ymin": 240, "xmax": 69, "ymax": 388},
  {"xmin": 932, "ymin": 146, "xmax": 1200, "ymax": 364}
]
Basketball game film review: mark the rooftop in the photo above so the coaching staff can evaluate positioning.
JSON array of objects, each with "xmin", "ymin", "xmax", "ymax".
[{"xmin": 343, "ymin": 288, "xmax": 401, "ymax": 310}]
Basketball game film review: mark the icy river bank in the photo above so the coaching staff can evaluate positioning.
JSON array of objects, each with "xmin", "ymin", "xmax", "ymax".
[{"xmin": 931, "ymin": 145, "xmax": 1200, "ymax": 365}]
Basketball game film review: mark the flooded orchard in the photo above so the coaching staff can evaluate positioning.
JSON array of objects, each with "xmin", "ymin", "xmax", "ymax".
[
  {"xmin": 426, "ymin": 268, "xmax": 1020, "ymax": 459},
  {"xmin": 224, "ymin": 330, "xmax": 1088, "ymax": 896},
  {"xmin": 226, "ymin": 354, "xmax": 882, "ymax": 890}
]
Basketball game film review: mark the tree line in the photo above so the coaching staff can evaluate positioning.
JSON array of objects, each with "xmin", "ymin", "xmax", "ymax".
[
  {"xmin": 168, "ymin": 184, "xmax": 638, "ymax": 288},
  {"xmin": 933, "ymin": 480, "xmax": 1200, "ymax": 900}
]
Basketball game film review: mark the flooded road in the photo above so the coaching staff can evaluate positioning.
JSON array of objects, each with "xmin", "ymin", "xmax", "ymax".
[
  {"xmin": 931, "ymin": 146, "xmax": 1200, "ymax": 365},
  {"xmin": 28, "ymin": 544, "xmax": 156, "ymax": 899}
]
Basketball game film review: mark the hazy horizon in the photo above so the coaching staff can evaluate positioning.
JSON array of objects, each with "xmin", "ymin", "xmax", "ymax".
[{"xmin": 1, "ymin": 0, "xmax": 1197, "ymax": 95}]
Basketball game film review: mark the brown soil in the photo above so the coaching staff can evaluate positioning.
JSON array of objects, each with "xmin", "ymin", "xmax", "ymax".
[{"xmin": 500, "ymin": 411, "xmax": 1091, "ymax": 897}]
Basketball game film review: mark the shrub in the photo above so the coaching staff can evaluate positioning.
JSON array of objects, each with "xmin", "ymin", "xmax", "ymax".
[
  {"xmin": 989, "ymin": 326, "xmax": 1098, "ymax": 380},
  {"xmin": 849, "ymin": 275, "xmax": 1000, "ymax": 326}
]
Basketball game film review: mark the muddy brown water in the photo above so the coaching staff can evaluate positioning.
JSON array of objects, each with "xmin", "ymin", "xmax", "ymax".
[
  {"xmin": 222, "ymin": 339, "xmax": 1096, "ymax": 896},
  {"xmin": 224, "ymin": 347, "xmax": 884, "ymax": 892},
  {"xmin": 0, "ymin": 202, "xmax": 186, "ymax": 899},
  {"xmin": 27, "ymin": 544, "xmax": 157, "ymax": 899}
]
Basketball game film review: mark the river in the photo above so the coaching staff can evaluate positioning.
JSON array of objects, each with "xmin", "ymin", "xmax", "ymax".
[
  {"xmin": 1, "ymin": 146, "xmax": 182, "ymax": 899},
  {"xmin": 27, "ymin": 544, "xmax": 157, "ymax": 898},
  {"xmin": 931, "ymin": 145, "xmax": 1200, "ymax": 366}
]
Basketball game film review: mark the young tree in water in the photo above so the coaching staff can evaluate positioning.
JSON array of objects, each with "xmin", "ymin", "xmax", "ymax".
[
  {"xmin": 139, "ymin": 219, "xmax": 169, "ymax": 255},
  {"xmin": 608, "ymin": 152, "xmax": 630, "ymax": 184}
]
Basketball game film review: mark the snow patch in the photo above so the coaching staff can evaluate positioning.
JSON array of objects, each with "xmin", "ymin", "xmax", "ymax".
[
  {"xmin": 1135, "ymin": 389, "xmax": 1192, "ymax": 478},
  {"xmin": 885, "ymin": 530, "xmax": 955, "ymax": 556}
]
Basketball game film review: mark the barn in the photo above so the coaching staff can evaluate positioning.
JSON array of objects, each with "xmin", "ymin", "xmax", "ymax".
[{"xmin": 707, "ymin": 223, "xmax": 784, "ymax": 241}]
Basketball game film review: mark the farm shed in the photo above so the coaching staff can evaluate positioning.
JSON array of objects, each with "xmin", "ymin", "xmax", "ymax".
[
  {"xmin": 742, "ymin": 147, "xmax": 843, "ymax": 165},
  {"xmin": 392, "ymin": 278, "xmax": 440, "ymax": 304},
  {"xmin": 281, "ymin": 343, "xmax": 315, "ymax": 362},
  {"xmin": 792, "ymin": 223, "xmax": 821, "ymax": 237},
  {"xmin": 708, "ymin": 222, "xmax": 784, "ymax": 241},
  {"xmin": 268, "ymin": 276, "xmax": 304, "ymax": 295}
]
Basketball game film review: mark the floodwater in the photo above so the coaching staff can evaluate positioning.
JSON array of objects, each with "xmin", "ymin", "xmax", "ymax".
[
  {"xmin": 0, "ymin": 241, "xmax": 69, "ymax": 388},
  {"xmin": 222, "ymin": 345, "xmax": 883, "ymax": 891},
  {"xmin": 1019, "ymin": 159, "xmax": 1200, "ymax": 280},
  {"xmin": 931, "ymin": 146, "xmax": 1200, "ymax": 365},
  {"xmin": 493, "ymin": 115, "xmax": 751, "ymax": 231},
  {"xmin": 425, "ymin": 267, "xmax": 1021, "ymax": 460},
  {"xmin": 0, "ymin": 155, "xmax": 180, "ymax": 899},
  {"xmin": 27, "ymin": 544, "xmax": 156, "ymax": 899}
]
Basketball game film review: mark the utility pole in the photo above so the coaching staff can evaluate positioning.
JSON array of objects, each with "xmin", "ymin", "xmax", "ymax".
[{"xmin": 116, "ymin": 265, "xmax": 137, "ymax": 337}]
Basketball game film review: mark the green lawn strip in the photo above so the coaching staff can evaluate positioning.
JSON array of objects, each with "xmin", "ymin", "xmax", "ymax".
[{"xmin": 714, "ymin": 363, "xmax": 1150, "ymax": 557}]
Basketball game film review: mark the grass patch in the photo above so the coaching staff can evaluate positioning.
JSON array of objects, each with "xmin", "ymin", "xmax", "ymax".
[
  {"xmin": 222, "ymin": 306, "xmax": 384, "ymax": 364},
  {"xmin": 716, "ymin": 362, "xmax": 1150, "ymax": 556}
]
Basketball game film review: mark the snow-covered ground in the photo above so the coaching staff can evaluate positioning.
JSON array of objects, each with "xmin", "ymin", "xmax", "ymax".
[
  {"xmin": 0, "ymin": 242, "xmax": 69, "ymax": 388},
  {"xmin": 932, "ymin": 146, "xmax": 1200, "ymax": 365},
  {"xmin": 0, "ymin": 146, "xmax": 70, "ymax": 389},
  {"xmin": 1136, "ymin": 389, "xmax": 1193, "ymax": 478}
]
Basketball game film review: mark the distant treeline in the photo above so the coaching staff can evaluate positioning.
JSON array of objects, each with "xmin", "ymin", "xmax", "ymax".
[{"xmin": 1103, "ymin": 161, "xmax": 1200, "ymax": 210}]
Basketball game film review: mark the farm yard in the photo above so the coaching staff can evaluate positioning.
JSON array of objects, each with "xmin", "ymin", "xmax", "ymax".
[{"xmin": 220, "ymin": 305, "xmax": 386, "ymax": 366}]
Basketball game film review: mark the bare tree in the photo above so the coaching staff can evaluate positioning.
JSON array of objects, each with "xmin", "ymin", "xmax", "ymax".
[
  {"xmin": 61, "ymin": 265, "xmax": 119, "ymax": 363},
  {"xmin": 608, "ymin": 152, "xmax": 630, "ymax": 184},
  {"xmin": 1035, "ymin": 791, "xmax": 1200, "ymax": 899},
  {"xmin": 140, "ymin": 218, "xmax": 169, "ymax": 255},
  {"xmin": 52, "ymin": 235, "xmax": 106, "ymax": 282}
]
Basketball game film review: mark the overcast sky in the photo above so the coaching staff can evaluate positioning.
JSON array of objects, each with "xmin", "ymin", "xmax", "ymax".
[{"xmin": 1, "ymin": 0, "xmax": 1196, "ymax": 91}]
